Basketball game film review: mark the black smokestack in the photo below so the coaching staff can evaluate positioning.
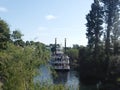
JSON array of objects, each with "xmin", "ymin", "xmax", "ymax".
[
  {"xmin": 55, "ymin": 38, "xmax": 57, "ymax": 46},
  {"xmin": 55, "ymin": 38, "xmax": 57, "ymax": 54},
  {"xmin": 65, "ymin": 38, "xmax": 66, "ymax": 54}
]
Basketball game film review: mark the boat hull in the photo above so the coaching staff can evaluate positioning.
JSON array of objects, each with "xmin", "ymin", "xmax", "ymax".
[{"xmin": 54, "ymin": 68, "xmax": 70, "ymax": 71}]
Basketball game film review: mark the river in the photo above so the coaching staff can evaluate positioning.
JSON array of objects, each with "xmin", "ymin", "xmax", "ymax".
[
  {"xmin": 34, "ymin": 65, "xmax": 79, "ymax": 90},
  {"xmin": 34, "ymin": 65, "xmax": 120, "ymax": 90}
]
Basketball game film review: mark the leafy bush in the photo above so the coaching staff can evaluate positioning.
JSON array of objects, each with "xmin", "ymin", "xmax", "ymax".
[{"xmin": 0, "ymin": 43, "xmax": 50, "ymax": 90}]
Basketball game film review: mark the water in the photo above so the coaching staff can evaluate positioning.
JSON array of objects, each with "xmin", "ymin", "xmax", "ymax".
[
  {"xmin": 34, "ymin": 65, "xmax": 79, "ymax": 89},
  {"xmin": 34, "ymin": 65, "xmax": 120, "ymax": 90}
]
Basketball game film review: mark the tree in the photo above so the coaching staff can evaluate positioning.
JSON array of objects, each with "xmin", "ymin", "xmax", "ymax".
[
  {"xmin": 73, "ymin": 44, "xmax": 79, "ymax": 49},
  {"xmin": 26, "ymin": 41, "xmax": 30, "ymax": 46},
  {"xmin": 66, "ymin": 48, "xmax": 79, "ymax": 61},
  {"xmin": 0, "ymin": 18, "xmax": 10, "ymax": 49},
  {"xmin": 80, "ymin": 0, "xmax": 108, "ymax": 83},
  {"xmin": 30, "ymin": 41, "xmax": 35, "ymax": 46},
  {"xmin": 86, "ymin": 0, "xmax": 104, "ymax": 60},
  {"xmin": 11, "ymin": 30, "xmax": 23, "ymax": 41},
  {"xmin": 110, "ymin": 1, "xmax": 120, "ymax": 55},
  {"xmin": 101, "ymin": 0, "xmax": 120, "ymax": 56},
  {"xmin": 11, "ymin": 30, "xmax": 24, "ymax": 47},
  {"xmin": 1, "ymin": 42, "xmax": 50, "ymax": 90}
]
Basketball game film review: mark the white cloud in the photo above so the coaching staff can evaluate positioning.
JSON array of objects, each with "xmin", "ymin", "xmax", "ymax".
[
  {"xmin": 45, "ymin": 15, "xmax": 57, "ymax": 21},
  {"xmin": 0, "ymin": 6, "xmax": 8, "ymax": 12}
]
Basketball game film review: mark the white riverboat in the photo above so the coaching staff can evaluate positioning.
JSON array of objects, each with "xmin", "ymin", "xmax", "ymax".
[{"xmin": 50, "ymin": 39, "xmax": 70, "ymax": 71}]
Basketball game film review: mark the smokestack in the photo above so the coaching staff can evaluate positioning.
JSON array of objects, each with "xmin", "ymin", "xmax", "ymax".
[
  {"xmin": 65, "ymin": 38, "xmax": 66, "ymax": 54},
  {"xmin": 55, "ymin": 38, "xmax": 57, "ymax": 45},
  {"xmin": 55, "ymin": 38, "xmax": 57, "ymax": 54}
]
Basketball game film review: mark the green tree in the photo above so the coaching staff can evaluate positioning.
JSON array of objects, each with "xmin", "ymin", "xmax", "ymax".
[
  {"xmin": 1, "ymin": 42, "xmax": 50, "ymax": 90},
  {"xmin": 110, "ymin": 1, "xmax": 120, "ymax": 55},
  {"xmin": 66, "ymin": 47, "xmax": 79, "ymax": 67},
  {"xmin": 11, "ymin": 30, "xmax": 23, "ymax": 41},
  {"xmin": 73, "ymin": 44, "xmax": 79, "ymax": 49},
  {"xmin": 86, "ymin": 0, "xmax": 104, "ymax": 60},
  {"xmin": 11, "ymin": 30, "xmax": 25, "ymax": 47},
  {"xmin": 26, "ymin": 41, "xmax": 30, "ymax": 46},
  {"xmin": 35, "ymin": 42, "xmax": 50, "ymax": 64},
  {"xmin": 101, "ymin": 0, "xmax": 120, "ymax": 57},
  {"xmin": 0, "ymin": 18, "xmax": 10, "ymax": 49},
  {"xmin": 79, "ymin": 0, "xmax": 107, "ymax": 84},
  {"xmin": 30, "ymin": 41, "xmax": 35, "ymax": 46}
]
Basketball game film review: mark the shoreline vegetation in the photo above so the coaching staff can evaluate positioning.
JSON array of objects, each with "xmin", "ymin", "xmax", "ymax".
[{"xmin": 34, "ymin": 82, "xmax": 79, "ymax": 90}]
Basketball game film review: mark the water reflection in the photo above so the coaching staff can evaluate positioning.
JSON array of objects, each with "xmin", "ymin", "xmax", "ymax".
[
  {"xmin": 34, "ymin": 65, "xmax": 53, "ymax": 84},
  {"xmin": 52, "ymin": 70, "xmax": 79, "ymax": 90},
  {"xmin": 34, "ymin": 65, "xmax": 120, "ymax": 90},
  {"xmin": 35, "ymin": 65, "xmax": 79, "ymax": 89},
  {"xmin": 52, "ymin": 71, "xmax": 68, "ymax": 84}
]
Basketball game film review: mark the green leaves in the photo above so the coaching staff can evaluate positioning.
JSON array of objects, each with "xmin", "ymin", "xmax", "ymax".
[
  {"xmin": 0, "ymin": 18, "xmax": 10, "ymax": 49},
  {"xmin": 11, "ymin": 30, "xmax": 23, "ymax": 41},
  {"xmin": 0, "ymin": 42, "xmax": 50, "ymax": 90},
  {"xmin": 86, "ymin": 0, "xmax": 104, "ymax": 50},
  {"xmin": 11, "ymin": 30, "xmax": 25, "ymax": 47}
]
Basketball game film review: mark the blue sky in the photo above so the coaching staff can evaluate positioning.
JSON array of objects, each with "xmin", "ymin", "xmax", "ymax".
[{"xmin": 0, "ymin": 0, "xmax": 93, "ymax": 47}]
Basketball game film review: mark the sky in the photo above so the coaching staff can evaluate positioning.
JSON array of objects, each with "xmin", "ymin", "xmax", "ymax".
[{"xmin": 0, "ymin": 0, "xmax": 93, "ymax": 47}]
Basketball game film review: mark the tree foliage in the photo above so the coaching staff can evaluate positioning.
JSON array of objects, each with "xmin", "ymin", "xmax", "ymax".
[
  {"xmin": 86, "ymin": 0, "xmax": 104, "ymax": 59},
  {"xmin": 0, "ymin": 18, "xmax": 50, "ymax": 90},
  {"xmin": 101, "ymin": 0, "xmax": 120, "ymax": 56},
  {"xmin": 66, "ymin": 48, "xmax": 79, "ymax": 62},
  {"xmin": 80, "ymin": 0, "xmax": 120, "ymax": 85},
  {"xmin": 11, "ymin": 30, "xmax": 25, "ymax": 47},
  {"xmin": 0, "ymin": 42, "xmax": 50, "ymax": 90},
  {"xmin": 0, "ymin": 18, "xmax": 10, "ymax": 49},
  {"xmin": 11, "ymin": 30, "xmax": 23, "ymax": 41}
]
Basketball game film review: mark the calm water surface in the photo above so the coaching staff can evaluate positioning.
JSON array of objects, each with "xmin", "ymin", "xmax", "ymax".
[
  {"xmin": 34, "ymin": 65, "xmax": 79, "ymax": 89},
  {"xmin": 35, "ymin": 65, "xmax": 119, "ymax": 90}
]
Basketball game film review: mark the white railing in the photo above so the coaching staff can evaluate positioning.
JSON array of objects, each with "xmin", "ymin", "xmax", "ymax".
[
  {"xmin": 53, "ymin": 60, "xmax": 69, "ymax": 64},
  {"xmin": 54, "ymin": 65, "xmax": 70, "ymax": 69}
]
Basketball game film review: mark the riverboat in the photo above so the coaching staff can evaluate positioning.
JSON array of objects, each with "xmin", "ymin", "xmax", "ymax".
[{"xmin": 50, "ymin": 38, "xmax": 70, "ymax": 71}]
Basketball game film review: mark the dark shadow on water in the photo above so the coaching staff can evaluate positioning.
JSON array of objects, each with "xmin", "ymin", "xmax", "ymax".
[
  {"xmin": 99, "ymin": 82, "xmax": 120, "ymax": 90},
  {"xmin": 52, "ymin": 70, "xmax": 79, "ymax": 90},
  {"xmin": 52, "ymin": 71, "xmax": 68, "ymax": 84},
  {"xmin": 80, "ymin": 84, "xmax": 98, "ymax": 90},
  {"xmin": 79, "ymin": 81, "xmax": 120, "ymax": 90}
]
